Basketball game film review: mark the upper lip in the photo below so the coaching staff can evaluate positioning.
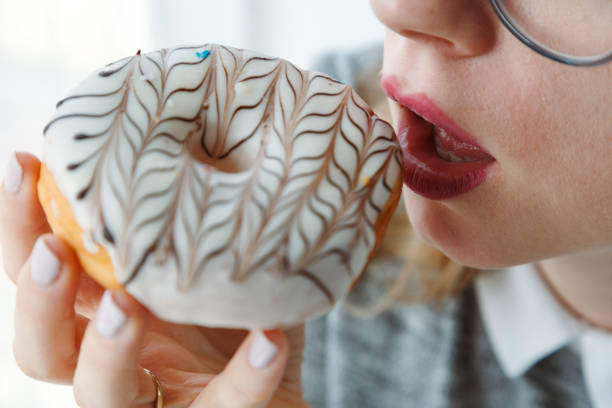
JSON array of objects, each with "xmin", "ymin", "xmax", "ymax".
[{"xmin": 380, "ymin": 75, "xmax": 492, "ymax": 156}]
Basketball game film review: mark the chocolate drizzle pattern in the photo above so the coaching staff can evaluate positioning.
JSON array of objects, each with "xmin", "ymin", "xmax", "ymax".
[{"xmin": 43, "ymin": 44, "xmax": 402, "ymax": 328}]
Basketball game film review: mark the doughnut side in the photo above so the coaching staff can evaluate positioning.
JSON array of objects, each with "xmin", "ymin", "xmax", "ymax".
[
  {"xmin": 38, "ymin": 164, "xmax": 121, "ymax": 289},
  {"xmin": 349, "ymin": 168, "xmax": 403, "ymax": 291}
]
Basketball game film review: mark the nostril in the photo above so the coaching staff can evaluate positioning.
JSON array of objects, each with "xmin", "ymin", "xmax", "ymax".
[
  {"xmin": 371, "ymin": 0, "xmax": 496, "ymax": 57},
  {"xmin": 400, "ymin": 29, "xmax": 457, "ymax": 50}
]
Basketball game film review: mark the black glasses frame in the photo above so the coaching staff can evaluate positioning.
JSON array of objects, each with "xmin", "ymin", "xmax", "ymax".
[{"xmin": 490, "ymin": 0, "xmax": 612, "ymax": 67}]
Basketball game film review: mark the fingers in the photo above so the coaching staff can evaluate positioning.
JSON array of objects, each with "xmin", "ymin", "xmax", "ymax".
[
  {"xmin": 194, "ymin": 330, "xmax": 290, "ymax": 408},
  {"xmin": 13, "ymin": 235, "xmax": 86, "ymax": 384},
  {"xmin": 73, "ymin": 290, "xmax": 154, "ymax": 408},
  {"xmin": 1, "ymin": 152, "xmax": 51, "ymax": 282},
  {"xmin": 13, "ymin": 235, "xmax": 152, "ymax": 407}
]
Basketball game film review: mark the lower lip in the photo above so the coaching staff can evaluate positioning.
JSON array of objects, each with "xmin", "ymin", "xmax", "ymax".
[{"xmin": 398, "ymin": 110, "xmax": 494, "ymax": 200}]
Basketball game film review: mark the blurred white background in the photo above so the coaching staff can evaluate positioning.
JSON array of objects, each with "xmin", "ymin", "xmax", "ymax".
[{"xmin": 0, "ymin": 0, "xmax": 384, "ymax": 406}]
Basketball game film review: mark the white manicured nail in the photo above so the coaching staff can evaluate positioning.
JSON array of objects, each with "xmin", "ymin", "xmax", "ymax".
[
  {"xmin": 30, "ymin": 238, "xmax": 60, "ymax": 285},
  {"xmin": 4, "ymin": 153, "xmax": 23, "ymax": 194},
  {"xmin": 248, "ymin": 331, "xmax": 278, "ymax": 369},
  {"xmin": 96, "ymin": 291, "xmax": 126, "ymax": 338}
]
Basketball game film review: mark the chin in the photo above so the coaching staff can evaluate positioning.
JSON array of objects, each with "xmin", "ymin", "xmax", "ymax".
[{"xmin": 402, "ymin": 188, "xmax": 524, "ymax": 270}]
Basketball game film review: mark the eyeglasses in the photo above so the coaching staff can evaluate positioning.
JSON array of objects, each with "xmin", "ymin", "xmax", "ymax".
[{"xmin": 490, "ymin": 0, "xmax": 612, "ymax": 67}]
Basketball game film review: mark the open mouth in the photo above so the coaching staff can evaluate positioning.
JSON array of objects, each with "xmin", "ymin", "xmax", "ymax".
[
  {"xmin": 432, "ymin": 125, "xmax": 494, "ymax": 163},
  {"xmin": 381, "ymin": 76, "xmax": 496, "ymax": 200}
]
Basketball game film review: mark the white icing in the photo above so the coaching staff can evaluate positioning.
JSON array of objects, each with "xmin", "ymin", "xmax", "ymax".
[{"xmin": 42, "ymin": 44, "xmax": 402, "ymax": 328}]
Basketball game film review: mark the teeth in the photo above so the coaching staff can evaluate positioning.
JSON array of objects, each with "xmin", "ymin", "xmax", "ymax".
[{"xmin": 434, "ymin": 133, "xmax": 470, "ymax": 162}]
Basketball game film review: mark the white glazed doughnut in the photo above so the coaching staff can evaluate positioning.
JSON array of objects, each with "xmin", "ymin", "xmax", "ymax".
[{"xmin": 39, "ymin": 44, "xmax": 403, "ymax": 329}]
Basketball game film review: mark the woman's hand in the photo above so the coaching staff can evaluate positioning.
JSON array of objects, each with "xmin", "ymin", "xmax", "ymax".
[{"xmin": 1, "ymin": 152, "xmax": 309, "ymax": 408}]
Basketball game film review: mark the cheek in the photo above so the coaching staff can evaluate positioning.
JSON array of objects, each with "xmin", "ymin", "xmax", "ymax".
[{"xmin": 486, "ymin": 61, "xmax": 612, "ymax": 242}]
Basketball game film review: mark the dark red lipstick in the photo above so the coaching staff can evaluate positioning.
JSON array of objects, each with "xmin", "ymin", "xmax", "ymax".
[{"xmin": 381, "ymin": 76, "xmax": 495, "ymax": 200}]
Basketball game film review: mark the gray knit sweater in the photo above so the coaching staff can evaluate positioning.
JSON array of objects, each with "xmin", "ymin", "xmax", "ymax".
[
  {"xmin": 300, "ymin": 49, "xmax": 591, "ymax": 408},
  {"xmin": 301, "ymin": 280, "xmax": 590, "ymax": 407}
]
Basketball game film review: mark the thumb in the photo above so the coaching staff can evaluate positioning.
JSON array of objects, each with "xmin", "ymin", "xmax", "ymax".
[{"xmin": 194, "ymin": 329, "xmax": 289, "ymax": 408}]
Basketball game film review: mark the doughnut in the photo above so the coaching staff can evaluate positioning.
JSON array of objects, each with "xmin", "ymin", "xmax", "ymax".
[{"xmin": 39, "ymin": 44, "xmax": 403, "ymax": 329}]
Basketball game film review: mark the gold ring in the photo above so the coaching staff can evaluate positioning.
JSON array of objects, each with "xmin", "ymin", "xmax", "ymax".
[{"xmin": 143, "ymin": 368, "xmax": 164, "ymax": 408}]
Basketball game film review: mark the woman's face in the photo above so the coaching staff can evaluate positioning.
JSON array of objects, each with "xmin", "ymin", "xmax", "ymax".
[{"xmin": 370, "ymin": 0, "xmax": 612, "ymax": 268}]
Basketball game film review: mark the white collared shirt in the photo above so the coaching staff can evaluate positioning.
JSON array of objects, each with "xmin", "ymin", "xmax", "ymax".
[{"xmin": 475, "ymin": 264, "xmax": 612, "ymax": 408}]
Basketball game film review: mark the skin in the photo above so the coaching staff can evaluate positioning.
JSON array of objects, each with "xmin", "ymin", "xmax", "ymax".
[
  {"xmin": 1, "ymin": 1, "xmax": 611, "ymax": 406},
  {"xmin": 369, "ymin": 0, "xmax": 612, "ymax": 327}
]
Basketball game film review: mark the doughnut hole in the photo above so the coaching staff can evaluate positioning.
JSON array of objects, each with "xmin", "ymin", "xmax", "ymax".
[
  {"xmin": 184, "ymin": 99, "xmax": 268, "ymax": 174},
  {"xmin": 186, "ymin": 137, "xmax": 260, "ymax": 173}
]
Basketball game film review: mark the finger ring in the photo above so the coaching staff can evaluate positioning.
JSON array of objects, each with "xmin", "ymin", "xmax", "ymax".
[{"xmin": 143, "ymin": 368, "xmax": 164, "ymax": 408}]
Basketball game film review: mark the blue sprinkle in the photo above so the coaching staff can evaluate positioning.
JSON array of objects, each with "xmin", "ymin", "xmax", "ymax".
[{"xmin": 196, "ymin": 50, "xmax": 211, "ymax": 59}]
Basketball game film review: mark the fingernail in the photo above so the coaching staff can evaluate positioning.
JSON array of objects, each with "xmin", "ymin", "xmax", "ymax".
[
  {"xmin": 30, "ymin": 237, "xmax": 60, "ymax": 285},
  {"xmin": 248, "ymin": 331, "xmax": 278, "ymax": 369},
  {"xmin": 4, "ymin": 152, "xmax": 23, "ymax": 194},
  {"xmin": 96, "ymin": 291, "xmax": 126, "ymax": 338}
]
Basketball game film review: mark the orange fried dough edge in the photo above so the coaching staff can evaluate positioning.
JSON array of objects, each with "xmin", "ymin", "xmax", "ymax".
[{"xmin": 38, "ymin": 164, "xmax": 121, "ymax": 289}]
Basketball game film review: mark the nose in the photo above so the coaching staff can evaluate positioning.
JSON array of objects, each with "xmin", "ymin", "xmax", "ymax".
[{"xmin": 369, "ymin": 0, "xmax": 495, "ymax": 57}]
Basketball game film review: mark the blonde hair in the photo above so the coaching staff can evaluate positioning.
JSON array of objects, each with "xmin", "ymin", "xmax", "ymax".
[
  {"xmin": 341, "ymin": 63, "xmax": 478, "ymax": 318},
  {"xmin": 343, "ymin": 202, "xmax": 478, "ymax": 318}
]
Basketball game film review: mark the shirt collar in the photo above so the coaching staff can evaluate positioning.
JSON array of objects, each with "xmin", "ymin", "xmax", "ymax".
[{"xmin": 475, "ymin": 264, "xmax": 612, "ymax": 408}]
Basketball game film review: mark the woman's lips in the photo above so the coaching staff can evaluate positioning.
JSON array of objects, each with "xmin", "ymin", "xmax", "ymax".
[{"xmin": 381, "ymin": 76, "xmax": 495, "ymax": 200}]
